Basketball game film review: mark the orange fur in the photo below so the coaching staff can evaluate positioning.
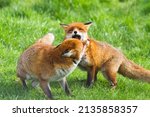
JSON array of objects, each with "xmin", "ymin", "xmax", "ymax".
[
  {"xmin": 61, "ymin": 22, "xmax": 150, "ymax": 87},
  {"xmin": 17, "ymin": 33, "xmax": 88, "ymax": 99}
]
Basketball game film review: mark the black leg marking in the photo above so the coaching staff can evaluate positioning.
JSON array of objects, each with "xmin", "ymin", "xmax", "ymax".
[
  {"xmin": 59, "ymin": 78, "xmax": 71, "ymax": 96},
  {"xmin": 94, "ymin": 70, "xmax": 98, "ymax": 81},
  {"xmin": 21, "ymin": 79, "xmax": 27, "ymax": 89},
  {"xmin": 86, "ymin": 66, "xmax": 96, "ymax": 87},
  {"xmin": 40, "ymin": 80, "xmax": 53, "ymax": 99},
  {"xmin": 86, "ymin": 71, "xmax": 93, "ymax": 87}
]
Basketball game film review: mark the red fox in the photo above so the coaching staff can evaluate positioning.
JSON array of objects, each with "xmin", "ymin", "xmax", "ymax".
[
  {"xmin": 60, "ymin": 22, "xmax": 150, "ymax": 87},
  {"xmin": 17, "ymin": 33, "xmax": 88, "ymax": 99}
]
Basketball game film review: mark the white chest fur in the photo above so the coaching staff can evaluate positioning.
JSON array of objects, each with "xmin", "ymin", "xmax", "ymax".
[
  {"xmin": 79, "ymin": 53, "xmax": 90, "ymax": 68},
  {"xmin": 49, "ymin": 62, "xmax": 77, "ymax": 81}
]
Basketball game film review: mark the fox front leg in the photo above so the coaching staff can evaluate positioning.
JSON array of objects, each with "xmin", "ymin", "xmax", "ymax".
[
  {"xmin": 59, "ymin": 78, "xmax": 71, "ymax": 96},
  {"xmin": 21, "ymin": 79, "xmax": 28, "ymax": 89},
  {"xmin": 94, "ymin": 69, "xmax": 98, "ymax": 81},
  {"xmin": 39, "ymin": 79, "xmax": 53, "ymax": 99},
  {"xmin": 86, "ymin": 66, "xmax": 97, "ymax": 87}
]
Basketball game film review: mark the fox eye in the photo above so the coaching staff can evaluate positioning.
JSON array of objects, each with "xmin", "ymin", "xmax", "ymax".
[
  {"xmin": 68, "ymin": 29, "xmax": 73, "ymax": 33},
  {"xmin": 55, "ymin": 44, "xmax": 61, "ymax": 49},
  {"xmin": 78, "ymin": 28, "xmax": 84, "ymax": 31},
  {"xmin": 64, "ymin": 49, "xmax": 69, "ymax": 53}
]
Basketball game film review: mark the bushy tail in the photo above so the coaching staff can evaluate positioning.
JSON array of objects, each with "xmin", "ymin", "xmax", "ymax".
[
  {"xmin": 37, "ymin": 33, "xmax": 55, "ymax": 44},
  {"xmin": 119, "ymin": 58, "xmax": 150, "ymax": 83}
]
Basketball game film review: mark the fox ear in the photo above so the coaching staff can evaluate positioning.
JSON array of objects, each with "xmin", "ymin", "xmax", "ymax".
[
  {"xmin": 84, "ymin": 22, "xmax": 93, "ymax": 29},
  {"xmin": 62, "ymin": 49, "xmax": 74, "ymax": 57},
  {"xmin": 60, "ymin": 23, "xmax": 69, "ymax": 31}
]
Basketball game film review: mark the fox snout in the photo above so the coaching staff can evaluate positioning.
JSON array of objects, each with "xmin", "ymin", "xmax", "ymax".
[
  {"xmin": 74, "ymin": 30, "xmax": 77, "ymax": 34},
  {"xmin": 71, "ymin": 29, "xmax": 81, "ymax": 40},
  {"xmin": 72, "ymin": 34, "xmax": 81, "ymax": 40}
]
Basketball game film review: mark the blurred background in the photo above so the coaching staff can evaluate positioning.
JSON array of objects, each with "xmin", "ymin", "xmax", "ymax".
[{"xmin": 0, "ymin": 0, "xmax": 150, "ymax": 48}]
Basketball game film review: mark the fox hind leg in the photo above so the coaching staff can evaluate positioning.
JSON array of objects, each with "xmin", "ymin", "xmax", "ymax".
[
  {"xmin": 102, "ymin": 58, "xmax": 122, "ymax": 88},
  {"xmin": 102, "ymin": 70, "xmax": 117, "ymax": 88},
  {"xmin": 17, "ymin": 71, "xmax": 28, "ymax": 89}
]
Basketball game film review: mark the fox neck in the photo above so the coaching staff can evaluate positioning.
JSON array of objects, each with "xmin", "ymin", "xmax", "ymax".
[{"xmin": 48, "ymin": 48, "xmax": 63, "ymax": 63}]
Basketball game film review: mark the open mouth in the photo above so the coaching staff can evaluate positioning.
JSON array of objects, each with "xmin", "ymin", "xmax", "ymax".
[{"xmin": 72, "ymin": 35, "xmax": 81, "ymax": 39}]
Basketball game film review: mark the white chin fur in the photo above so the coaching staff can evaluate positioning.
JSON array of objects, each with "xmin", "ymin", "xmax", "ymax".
[
  {"xmin": 66, "ymin": 34, "xmax": 72, "ymax": 39},
  {"xmin": 79, "ymin": 32, "xmax": 88, "ymax": 41},
  {"xmin": 81, "ymin": 34, "xmax": 88, "ymax": 41}
]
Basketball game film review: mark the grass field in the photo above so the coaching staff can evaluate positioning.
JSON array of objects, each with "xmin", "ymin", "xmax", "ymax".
[{"xmin": 0, "ymin": 0, "xmax": 150, "ymax": 100}]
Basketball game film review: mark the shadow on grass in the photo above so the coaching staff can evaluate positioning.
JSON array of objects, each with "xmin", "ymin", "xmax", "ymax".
[
  {"xmin": 1, "ymin": 77, "xmax": 150, "ymax": 100},
  {"xmin": 0, "ymin": 76, "xmax": 85, "ymax": 100},
  {"xmin": 0, "ymin": 79, "xmax": 44, "ymax": 100},
  {"xmin": 0, "ymin": 77, "xmax": 98, "ymax": 100}
]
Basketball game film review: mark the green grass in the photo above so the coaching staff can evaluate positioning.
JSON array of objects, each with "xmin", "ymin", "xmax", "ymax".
[{"xmin": 0, "ymin": 0, "xmax": 150, "ymax": 100}]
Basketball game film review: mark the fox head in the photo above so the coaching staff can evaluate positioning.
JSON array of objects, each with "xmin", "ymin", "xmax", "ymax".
[
  {"xmin": 55, "ymin": 39, "xmax": 88, "ymax": 62},
  {"xmin": 60, "ymin": 22, "xmax": 92, "ymax": 41}
]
